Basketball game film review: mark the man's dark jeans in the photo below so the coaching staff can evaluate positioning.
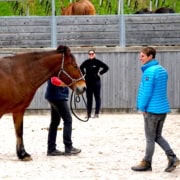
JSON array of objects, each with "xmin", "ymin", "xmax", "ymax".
[
  {"xmin": 143, "ymin": 112, "xmax": 172, "ymax": 162},
  {"xmin": 47, "ymin": 100, "xmax": 72, "ymax": 152}
]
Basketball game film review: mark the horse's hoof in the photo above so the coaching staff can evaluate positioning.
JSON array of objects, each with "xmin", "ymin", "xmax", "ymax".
[
  {"xmin": 21, "ymin": 156, "xmax": 33, "ymax": 161},
  {"xmin": 18, "ymin": 152, "xmax": 32, "ymax": 161}
]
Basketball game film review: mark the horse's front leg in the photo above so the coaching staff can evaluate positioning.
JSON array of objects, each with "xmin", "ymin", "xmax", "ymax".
[{"xmin": 13, "ymin": 112, "xmax": 32, "ymax": 161}]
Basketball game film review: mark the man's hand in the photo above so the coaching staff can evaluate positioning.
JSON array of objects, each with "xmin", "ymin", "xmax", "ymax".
[{"xmin": 51, "ymin": 77, "xmax": 67, "ymax": 87}]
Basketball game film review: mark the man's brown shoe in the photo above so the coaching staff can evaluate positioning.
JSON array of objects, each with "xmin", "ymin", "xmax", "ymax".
[
  {"xmin": 131, "ymin": 160, "xmax": 152, "ymax": 171},
  {"xmin": 165, "ymin": 156, "xmax": 180, "ymax": 172}
]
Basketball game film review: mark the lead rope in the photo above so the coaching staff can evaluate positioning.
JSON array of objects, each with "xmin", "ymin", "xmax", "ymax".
[{"xmin": 70, "ymin": 91, "xmax": 89, "ymax": 122}]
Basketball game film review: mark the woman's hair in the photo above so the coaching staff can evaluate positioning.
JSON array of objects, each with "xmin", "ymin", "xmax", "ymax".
[
  {"xmin": 141, "ymin": 47, "xmax": 156, "ymax": 58},
  {"xmin": 88, "ymin": 49, "xmax": 95, "ymax": 54}
]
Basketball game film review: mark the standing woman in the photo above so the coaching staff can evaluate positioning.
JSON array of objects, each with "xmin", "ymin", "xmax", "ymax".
[{"xmin": 80, "ymin": 50, "xmax": 109, "ymax": 118}]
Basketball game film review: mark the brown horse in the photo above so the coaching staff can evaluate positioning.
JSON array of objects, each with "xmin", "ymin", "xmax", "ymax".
[
  {"xmin": 61, "ymin": 0, "xmax": 96, "ymax": 15},
  {"xmin": 154, "ymin": 7, "xmax": 175, "ymax": 13},
  {"xmin": 135, "ymin": 7, "xmax": 175, "ymax": 14},
  {"xmin": 0, "ymin": 45, "xmax": 86, "ymax": 161}
]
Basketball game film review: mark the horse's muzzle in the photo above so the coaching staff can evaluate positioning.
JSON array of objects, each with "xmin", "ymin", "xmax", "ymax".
[{"xmin": 74, "ymin": 86, "xmax": 86, "ymax": 95}]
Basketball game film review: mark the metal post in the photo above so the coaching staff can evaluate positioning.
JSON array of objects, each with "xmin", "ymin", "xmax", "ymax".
[
  {"xmin": 119, "ymin": 0, "xmax": 125, "ymax": 47},
  {"xmin": 118, "ymin": 0, "xmax": 120, "ymax": 15},
  {"xmin": 150, "ymin": 0, "xmax": 153, "ymax": 11},
  {"xmin": 51, "ymin": 0, "xmax": 57, "ymax": 48}
]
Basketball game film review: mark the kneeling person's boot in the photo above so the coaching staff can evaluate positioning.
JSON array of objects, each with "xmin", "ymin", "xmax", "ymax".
[
  {"xmin": 131, "ymin": 159, "xmax": 152, "ymax": 171},
  {"xmin": 165, "ymin": 155, "xmax": 180, "ymax": 172}
]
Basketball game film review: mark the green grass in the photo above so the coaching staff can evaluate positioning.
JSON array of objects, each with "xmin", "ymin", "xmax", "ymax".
[
  {"xmin": 0, "ymin": 0, "xmax": 179, "ymax": 16},
  {"xmin": 0, "ymin": 2, "xmax": 14, "ymax": 16}
]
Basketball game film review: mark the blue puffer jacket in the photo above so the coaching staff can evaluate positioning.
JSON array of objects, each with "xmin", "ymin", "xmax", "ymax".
[
  {"xmin": 45, "ymin": 80, "xmax": 69, "ymax": 101},
  {"xmin": 137, "ymin": 59, "xmax": 170, "ymax": 114}
]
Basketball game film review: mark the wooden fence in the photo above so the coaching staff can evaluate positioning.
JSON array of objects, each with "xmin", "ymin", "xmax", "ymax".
[
  {"xmin": 0, "ymin": 46, "xmax": 179, "ymax": 111},
  {"xmin": 0, "ymin": 14, "xmax": 180, "ymax": 47},
  {"xmin": 0, "ymin": 14, "xmax": 180, "ymax": 111}
]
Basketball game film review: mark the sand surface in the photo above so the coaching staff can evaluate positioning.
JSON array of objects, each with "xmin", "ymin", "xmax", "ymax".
[{"xmin": 0, "ymin": 113, "xmax": 179, "ymax": 179}]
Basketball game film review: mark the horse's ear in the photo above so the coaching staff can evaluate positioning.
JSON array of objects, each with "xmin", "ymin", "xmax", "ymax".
[
  {"xmin": 57, "ymin": 45, "xmax": 66, "ymax": 53},
  {"xmin": 57, "ymin": 45, "xmax": 71, "ymax": 55}
]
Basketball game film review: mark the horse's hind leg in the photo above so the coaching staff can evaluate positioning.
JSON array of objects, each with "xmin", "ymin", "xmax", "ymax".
[{"xmin": 13, "ymin": 112, "xmax": 32, "ymax": 161}]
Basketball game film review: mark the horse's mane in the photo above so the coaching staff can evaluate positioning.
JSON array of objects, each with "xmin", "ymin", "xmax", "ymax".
[
  {"xmin": 1, "ymin": 51, "xmax": 55, "ymax": 62},
  {"xmin": 2, "ymin": 45, "xmax": 71, "ymax": 61},
  {"xmin": 57, "ymin": 45, "xmax": 71, "ymax": 55}
]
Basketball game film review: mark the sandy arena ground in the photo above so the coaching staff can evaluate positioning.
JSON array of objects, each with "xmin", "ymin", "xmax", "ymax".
[{"xmin": 0, "ymin": 112, "xmax": 179, "ymax": 180}]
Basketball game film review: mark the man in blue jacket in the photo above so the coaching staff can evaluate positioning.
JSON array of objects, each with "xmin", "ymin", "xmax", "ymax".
[
  {"xmin": 45, "ymin": 77, "xmax": 81, "ymax": 156},
  {"xmin": 131, "ymin": 47, "xmax": 179, "ymax": 172}
]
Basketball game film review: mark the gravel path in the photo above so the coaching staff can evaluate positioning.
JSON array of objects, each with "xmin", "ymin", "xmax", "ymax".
[{"xmin": 0, "ymin": 113, "xmax": 179, "ymax": 179}]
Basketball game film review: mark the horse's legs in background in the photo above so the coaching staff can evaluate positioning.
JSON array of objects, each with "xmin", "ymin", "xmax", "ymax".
[{"xmin": 13, "ymin": 112, "xmax": 32, "ymax": 161}]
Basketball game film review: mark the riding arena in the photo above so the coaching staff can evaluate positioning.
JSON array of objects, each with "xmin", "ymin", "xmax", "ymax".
[{"xmin": 0, "ymin": 2, "xmax": 180, "ymax": 179}]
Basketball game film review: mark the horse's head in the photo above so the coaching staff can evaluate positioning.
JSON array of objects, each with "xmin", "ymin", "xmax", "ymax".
[
  {"xmin": 61, "ymin": 7, "xmax": 66, "ymax": 15},
  {"xmin": 56, "ymin": 45, "xmax": 86, "ymax": 95},
  {"xmin": 61, "ymin": 6, "xmax": 72, "ymax": 15}
]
